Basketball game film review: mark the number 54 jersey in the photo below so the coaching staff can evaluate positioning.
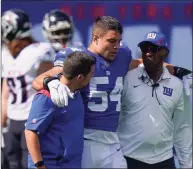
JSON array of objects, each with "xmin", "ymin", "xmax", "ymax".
[
  {"xmin": 2, "ymin": 43, "xmax": 55, "ymax": 121},
  {"xmin": 82, "ymin": 47, "xmax": 132, "ymax": 133},
  {"xmin": 54, "ymin": 44, "xmax": 132, "ymax": 143}
]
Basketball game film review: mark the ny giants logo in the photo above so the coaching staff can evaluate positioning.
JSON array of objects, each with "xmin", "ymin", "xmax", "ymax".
[
  {"xmin": 163, "ymin": 86, "xmax": 173, "ymax": 97},
  {"xmin": 147, "ymin": 33, "xmax": 157, "ymax": 39}
]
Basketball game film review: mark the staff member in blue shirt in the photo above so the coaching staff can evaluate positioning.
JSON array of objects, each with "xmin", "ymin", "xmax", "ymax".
[{"xmin": 25, "ymin": 51, "xmax": 96, "ymax": 169}]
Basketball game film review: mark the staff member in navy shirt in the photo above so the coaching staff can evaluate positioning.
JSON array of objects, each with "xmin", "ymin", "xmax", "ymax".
[{"xmin": 25, "ymin": 51, "xmax": 96, "ymax": 169}]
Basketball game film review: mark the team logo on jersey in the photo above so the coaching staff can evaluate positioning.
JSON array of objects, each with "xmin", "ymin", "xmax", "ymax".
[
  {"xmin": 163, "ymin": 86, "xmax": 173, "ymax": 96},
  {"xmin": 106, "ymin": 71, "xmax": 110, "ymax": 75},
  {"xmin": 147, "ymin": 33, "xmax": 156, "ymax": 39},
  {"xmin": 31, "ymin": 118, "xmax": 37, "ymax": 124}
]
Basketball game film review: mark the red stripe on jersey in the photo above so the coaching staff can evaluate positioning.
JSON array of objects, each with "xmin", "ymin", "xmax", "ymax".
[{"xmin": 38, "ymin": 89, "xmax": 51, "ymax": 98}]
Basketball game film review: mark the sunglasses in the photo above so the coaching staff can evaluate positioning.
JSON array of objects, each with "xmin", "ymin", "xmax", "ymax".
[{"xmin": 141, "ymin": 45, "xmax": 162, "ymax": 54}]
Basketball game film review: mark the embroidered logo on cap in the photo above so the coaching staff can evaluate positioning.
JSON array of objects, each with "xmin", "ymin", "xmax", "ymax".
[{"xmin": 147, "ymin": 33, "xmax": 156, "ymax": 39}]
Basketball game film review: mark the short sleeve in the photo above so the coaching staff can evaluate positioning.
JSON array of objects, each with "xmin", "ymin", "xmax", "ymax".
[
  {"xmin": 2, "ymin": 46, "xmax": 11, "ymax": 78},
  {"xmin": 54, "ymin": 48, "xmax": 74, "ymax": 67},
  {"xmin": 119, "ymin": 44, "xmax": 133, "ymax": 74},
  {"xmin": 122, "ymin": 44, "xmax": 133, "ymax": 66},
  {"xmin": 25, "ymin": 93, "xmax": 56, "ymax": 134},
  {"xmin": 54, "ymin": 47, "xmax": 85, "ymax": 67}
]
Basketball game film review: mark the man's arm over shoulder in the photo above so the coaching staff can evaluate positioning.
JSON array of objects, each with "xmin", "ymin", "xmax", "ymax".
[
  {"xmin": 32, "ymin": 47, "xmax": 74, "ymax": 91},
  {"xmin": 129, "ymin": 59, "xmax": 143, "ymax": 70},
  {"xmin": 173, "ymin": 82, "xmax": 192, "ymax": 168},
  {"xmin": 37, "ymin": 61, "xmax": 54, "ymax": 77},
  {"xmin": 129, "ymin": 58, "xmax": 171, "ymax": 71},
  {"xmin": 32, "ymin": 66, "xmax": 63, "ymax": 91},
  {"xmin": 129, "ymin": 56, "xmax": 192, "ymax": 78}
]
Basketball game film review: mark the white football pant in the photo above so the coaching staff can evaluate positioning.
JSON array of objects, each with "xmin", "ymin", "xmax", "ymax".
[{"xmin": 82, "ymin": 139, "xmax": 127, "ymax": 168}]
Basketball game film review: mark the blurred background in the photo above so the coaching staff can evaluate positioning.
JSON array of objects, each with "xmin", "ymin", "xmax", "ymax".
[{"xmin": 2, "ymin": 0, "xmax": 192, "ymax": 70}]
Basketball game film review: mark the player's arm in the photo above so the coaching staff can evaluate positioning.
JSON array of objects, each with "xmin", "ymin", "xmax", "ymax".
[
  {"xmin": 37, "ymin": 61, "xmax": 54, "ymax": 76},
  {"xmin": 32, "ymin": 66, "xmax": 63, "ymax": 91},
  {"xmin": 2, "ymin": 78, "xmax": 9, "ymax": 128},
  {"xmin": 129, "ymin": 59, "xmax": 142, "ymax": 70},
  {"xmin": 130, "ymin": 58, "xmax": 192, "ymax": 76},
  {"xmin": 32, "ymin": 45, "xmax": 63, "ymax": 91},
  {"xmin": 32, "ymin": 47, "xmax": 72, "ymax": 91},
  {"xmin": 33, "ymin": 48, "xmax": 75, "ymax": 107},
  {"xmin": 173, "ymin": 86, "xmax": 192, "ymax": 168},
  {"xmin": 129, "ymin": 58, "xmax": 172, "ymax": 71},
  {"xmin": 25, "ymin": 94, "xmax": 55, "ymax": 168}
]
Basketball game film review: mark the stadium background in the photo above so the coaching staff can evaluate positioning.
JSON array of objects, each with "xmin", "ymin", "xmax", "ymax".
[
  {"xmin": 2, "ymin": 1, "xmax": 192, "ymax": 70},
  {"xmin": 1, "ymin": 1, "xmax": 192, "ymax": 168}
]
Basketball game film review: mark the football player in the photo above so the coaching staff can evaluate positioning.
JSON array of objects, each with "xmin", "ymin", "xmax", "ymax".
[
  {"xmin": 1, "ymin": 9, "xmax": 54, "ymax": 169},
  {"xmin": 33, "ymin": 16, "xmax": 130, "ymax": 168},
  {"xmin": 42, "ymin": 9, "xmax": 83, "ymax": 52}
]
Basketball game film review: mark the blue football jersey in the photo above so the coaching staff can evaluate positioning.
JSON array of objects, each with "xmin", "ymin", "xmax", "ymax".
[
  {"xmin": 54, "ymin": 45, "xmax": 132, "ymax": 132},
  {"xmin": 54, "ymin": 46, "xmax": 86, "ymax": 67}
]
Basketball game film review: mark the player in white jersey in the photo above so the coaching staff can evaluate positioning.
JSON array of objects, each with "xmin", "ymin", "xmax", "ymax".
[
  {"xmin": 42, "ymin": 9, "xmax": 83, "ymax": 52},
  {"xmin": 1, "ymin": 44, "xmax": 9, "ymax": 169},
  {"xmin": 1, "ymin": 9, "xmax": 54, "ymax": 169}
]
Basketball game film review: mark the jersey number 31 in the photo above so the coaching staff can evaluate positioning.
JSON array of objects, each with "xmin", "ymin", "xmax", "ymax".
[{"xmin": 7, "ymin": 75, "xmax": 27, "ymax": 104}]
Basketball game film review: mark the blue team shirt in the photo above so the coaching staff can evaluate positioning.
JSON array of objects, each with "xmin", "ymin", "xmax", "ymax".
[
  {"xmin": 25, "ymin": 90, "xmax": 84, "ymax": 168},
  {"xmin": 54, "ymin": 45, "xmax": 132, "ymax": 132}
]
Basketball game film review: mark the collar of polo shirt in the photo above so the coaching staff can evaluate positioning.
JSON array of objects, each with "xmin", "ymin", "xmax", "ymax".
[{"xmin": 138, "ymin": 64, "xmax": 171, "ymax": 81}]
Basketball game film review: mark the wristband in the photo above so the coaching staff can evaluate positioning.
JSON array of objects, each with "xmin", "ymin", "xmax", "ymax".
[
  {"xmin": 43, "ymin": 76, "xmax": 59, "ymax": 91},
  {"xmin": 57, "ymin": 73, "xmax": 63, "ymax": 80},
  {"xmin": 34, "ymin": 160, "xmax": 44, "ymax": 167}
]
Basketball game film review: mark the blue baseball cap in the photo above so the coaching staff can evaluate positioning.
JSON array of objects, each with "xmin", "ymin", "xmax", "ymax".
[{"xmin": 138, "ymin": 31, "xmax": 169, "ymax": 49}]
